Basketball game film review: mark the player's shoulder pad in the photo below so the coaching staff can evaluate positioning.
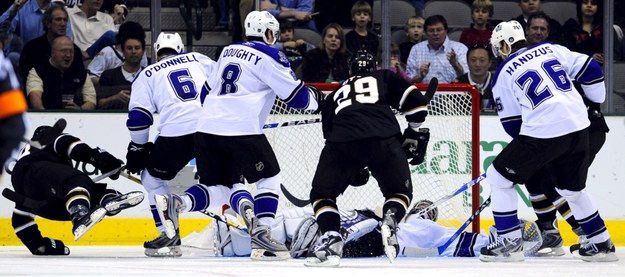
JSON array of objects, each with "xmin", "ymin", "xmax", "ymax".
[{"xmin": 238, "ymin": 41, "xmax": 290, "ymax": 68}]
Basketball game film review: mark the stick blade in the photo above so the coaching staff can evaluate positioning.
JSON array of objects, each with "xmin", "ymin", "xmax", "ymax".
[
  {"xmin": 424, "ymin": 77, "xmax": 438, "ymax": 100},
  {"xmin": 280, "ymin": 184, "xmax": 310, "ymax": 207}
]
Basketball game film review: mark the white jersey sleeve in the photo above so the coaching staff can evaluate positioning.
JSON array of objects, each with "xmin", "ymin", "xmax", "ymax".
[
  {"xmin": 198, "ymin": 41, "xmax": 315, "ymax": 135},
  {"xmin": 492, "ymin": 42, "xmax": 589, "ymax": 139},
  {"xmin": 127, "ymin": 52, "xmax": 214, "ymax": 143}
]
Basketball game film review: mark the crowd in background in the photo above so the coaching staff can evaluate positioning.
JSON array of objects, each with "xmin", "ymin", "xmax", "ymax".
[{"xmin": 1, "ymin": 0, "xmax": 624, "ymax": 111}]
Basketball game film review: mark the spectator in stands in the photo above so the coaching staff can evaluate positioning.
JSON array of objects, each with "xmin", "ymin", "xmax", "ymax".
[
  {"xmin": 67, "ymin": 0, "xmax": 115, "ymax": 57},
  {"xmin": 399, "ymin": 15, "xmax": 424, "ymax": 65},
  {"xmin": 459, "ymin": 0, "xmax": 494, "ymax": 48},
  {"xmin": 452, "ymin": 43, "xmax": 493, "ymax": 111},
  {"xmin": 19, "ymin": 4, "xmax": 84, "ymax": 87},
  {"xmin": 26, "ymin": 36, "xmax": 96, "ymax": 110},
  {"xmin": 512, "ymin": 0, "xmax": 562, "ymax": 44},
  {"xmin": 0, "ymin": 0, "xmax": 73, "ymax": 66},
  {"xmin": 406, "ymin": 15, "xmax": 468, "ymax": 84},
  {"xmin": 562, "ymin": 0, "xmax": 623, "ymax": 64},
  {"xmin": 87, "ymin": 21, "xmax": 148, "ymax": 86},
  {"xmin": 345, "ymin": 0, "xmax": 378, "ymax": 55},
  {"xmin": 314, "ymin": 0, "xmax": 373, "ymax": 32},
  {"xmin": 96, "ymin": 30, "xmax": 143, "ymax": 110},
  {"xmin": 260, "ymin": 0, "xmax": 317, "ymax": 31},
  {"xmin": 101, "ymin": 0, "xmax": 128, "ymax": 29},
  {"xmin": 525, "ymin": 11, "xmax": 552, "ymax": 47},
  {"xmin": 272, "ymin": 19, "xmax": 315, "ymax": 71},
  {"xmin": 377, "ymin": 43, "xmax": 410, "ymax": 82},
  {"xmin": 301, "ymin": 23, "xmax": 350, "ymax": 83}
]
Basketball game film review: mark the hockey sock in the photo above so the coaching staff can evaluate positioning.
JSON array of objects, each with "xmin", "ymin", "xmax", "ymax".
[
  {"xmin": 150, "ymin": 205, "xmax": 164, "ymax": 232},
  {"xmin": 65, "ymin": 187, "xmax": 90, "ymax": 212},
  {"xmin": 529, "ymin": 193, "xmax": 558, "ymax": 229},
  {"xmin": 382, "ymin": 193, "xmax": 410, "ymax": 222},
  {"xmin": 183, "ymin": 184, "xmax": 212, "ymax": 212},
  {"xmin": 312, "ymin": 198, "xmax": 340, "ymax": 234},
  {"xmin": 230, "ymin": 186, "xmax": 253, "ymax": 215},
  {"xmin": 491, "ymin": 185, "xmax": 521, "ymax": 238},
  {"xmin": 540, "ymin": 182, "xmax": 581, "ymax": 230},
  {"xmin": 557, "ymin": 189, "xmax": 610, "ymax": 243}
]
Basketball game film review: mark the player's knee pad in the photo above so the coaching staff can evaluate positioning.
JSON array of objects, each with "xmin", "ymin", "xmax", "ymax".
[
  {"xmin": 255, "ymin": 174, "xmax": 281, "ymax": 195},
  {"xmin": 486, "ymin": 166, "xmax": 514, "ymax": 189},
  {"xmin": 141, "ymin": 170, "xmax": 169, "ymax": 194},
  {"xmin": 555, "ymin": 188, "xmax": 582, "ymax": 202}
]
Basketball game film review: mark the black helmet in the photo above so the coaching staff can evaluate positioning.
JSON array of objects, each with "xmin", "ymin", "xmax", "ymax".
[{"xmin": 349, "ymin": 48, "xmax": 376, "ymax": 75}]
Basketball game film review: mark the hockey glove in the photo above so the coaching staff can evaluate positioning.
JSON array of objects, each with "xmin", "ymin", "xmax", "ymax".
[
  {"xmin": 308, "ymin": 85, "xmax": 325, "ymax": 114},
  {"xmin": 33, "ymin": 238, "xmax": 70, "ymax": 255},
  {"xmin": 89, "ymin": 148, "xmax": 123, "ymax": 179},
  {"xmin": 401, "ymin": 128, "xmax": 430, "ymax": 165},
  {"xmin": 350, "ymin": 167, "xmax": 370, "ymax": 187},
  {"xmin": 125, "ymin": 141, "xmax": 153, "ymax": 174}
]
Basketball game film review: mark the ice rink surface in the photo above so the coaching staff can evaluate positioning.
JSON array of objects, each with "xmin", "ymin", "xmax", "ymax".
[{"xmin": 1, "ymin": 246, "xmax": 624, "ymax": 276}]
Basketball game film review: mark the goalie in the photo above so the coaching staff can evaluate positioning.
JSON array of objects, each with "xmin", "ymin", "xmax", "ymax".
[{"xmin": 183, "ymin": 201, "xmax": 542, "ymax": 259}]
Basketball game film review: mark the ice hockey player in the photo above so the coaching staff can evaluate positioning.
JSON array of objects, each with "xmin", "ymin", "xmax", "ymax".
[
  {"xmin": 3, "ymin": 125, "xmax": 144, "ymax": 255},
  {"xmin": 305, "ymin": 48, "xmax": 438, "ymax": 267}
]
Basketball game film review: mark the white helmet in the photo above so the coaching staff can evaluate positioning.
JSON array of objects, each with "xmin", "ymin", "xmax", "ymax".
[
  {"xmin": 244, "ymin": 10, "xmax": 279, "ymax": 45},
  {"xmin": 154, "ymin": 32, "xmax": 184, "ymax": 57},
  {"xmin": 490, "ymin": 20, "xmax": 525, "ymax": 58}
]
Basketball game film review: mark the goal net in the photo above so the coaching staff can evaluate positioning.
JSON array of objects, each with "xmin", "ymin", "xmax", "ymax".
[{"xmin": 265, "ymin": 83, "xmax": 482, "ymax": 231}]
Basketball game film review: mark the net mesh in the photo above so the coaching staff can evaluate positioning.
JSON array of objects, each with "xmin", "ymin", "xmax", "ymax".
[{"xmin": 264, "ymin": 84, "xmax": 479, "ymax": 228}]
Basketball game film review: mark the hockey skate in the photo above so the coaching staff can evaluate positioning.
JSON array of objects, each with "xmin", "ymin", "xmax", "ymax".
[
  {"xmin": 102, "ymin": 191, "xmax": 144, "ymax": 216},
  {"xmin": 381, "ymin": 209, "xmax": 399, "ymax": 263},
  {"xmin": 144, "ymin": 231, "xmax": 182, "ymax": 257},
  {"xmin": 250, "ymin": 225, "xmax": 290, "ymax": 260},
  {"xmin": 304, "ymin": 231, "xmax": 344, "ymax": 267},
  {"xmin": 576, "ymin": 239, "xmax": 619, "ymax": 262},
  {"xmin": 569, "ymin": 227, "xmax": 588, "ymax": 257},
  {"xmin": 70, "ymin": 205, "xmax": 107, "ymax": 241},
  {"xmin": 480, "ymin": 236, "xmax": 524, "ymax": 262},
  {"xmin": 155, "ymin": 194, "xmax": 185, "ymax": 239},
  {"xmin": 487, "ymin": 220, "xmax": 543, "ymax": 257},
  {"xmin": 533, "ymin": 220, "xmax": 565, "ymax": 257}
]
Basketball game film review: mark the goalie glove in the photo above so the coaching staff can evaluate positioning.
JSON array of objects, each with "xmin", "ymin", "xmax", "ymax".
[
  {"xmin": 33, "ymin": 238, "xmax": 70, "ymax": 256},
  {"xmin": 401, "ymin": 127, "xmax": 430, "ymax": 165},
  {"xmin": 125, "ymin": 141, "xmax": 153, "ymax": 174}
]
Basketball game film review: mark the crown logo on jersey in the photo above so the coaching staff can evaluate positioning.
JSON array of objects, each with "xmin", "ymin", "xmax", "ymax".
[{"xmin": 255, "ymin": 162, "xmax": 265, "ymax": 171}]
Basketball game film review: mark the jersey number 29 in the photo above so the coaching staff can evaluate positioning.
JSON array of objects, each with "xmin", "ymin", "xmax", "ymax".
[{"xmin": 333, "ymin": 76, "xmax": 379, "ymax": 114}]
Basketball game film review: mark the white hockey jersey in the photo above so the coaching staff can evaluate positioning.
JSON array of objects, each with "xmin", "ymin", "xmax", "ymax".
[
  {"xmin": 127, "ymin": 52, "xmax": 215, "ymax": 143},
  {"xmin": 492, "ymin": 42, "xmax": 605, "ymax": 139},
  {"xmin": 197, "ymin": 41, "xmax": 316, "ymax": 136}
]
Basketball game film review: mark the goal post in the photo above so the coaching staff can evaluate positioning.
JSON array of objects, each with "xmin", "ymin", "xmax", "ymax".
[{"xmin": 265, "ymin": 83, "xmax": 482, "ymax": 232}]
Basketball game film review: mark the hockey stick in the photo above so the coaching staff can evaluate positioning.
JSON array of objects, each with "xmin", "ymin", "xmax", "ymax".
[
  {"xmin": 280, "ymin": 184, "xmax": 310, "ymax": 207},
  {"xmin": 91, "ymin": 166, "xmax": 125, "ymax": 183},
  {"xmin": 437, "ymin": 196, "xmax": 491, "ymax": 255},
  {"xmin": 199, "ymin": 209, "xmax": 247, "ymax": 231},
  {"xmin": 410, "ymin": 173, "xmax": 486, "ymax": 219},
  {"xmin": 262, "ymin": 118, "xmax": 321, "ymax": 129},
  {"xmin": 24, "ymin": 118, "xmax": 67, "ymax": 149}
]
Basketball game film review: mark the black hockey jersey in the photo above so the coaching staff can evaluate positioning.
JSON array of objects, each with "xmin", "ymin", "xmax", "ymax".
[{"xmin": 322, "ymin": 70, "xmax": 428, "ymax": 142}]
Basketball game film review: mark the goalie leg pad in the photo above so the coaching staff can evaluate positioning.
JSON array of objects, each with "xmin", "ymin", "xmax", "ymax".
[{"xmin": 290, "ymin": 217, "xmax": 319, "ymax": 258}]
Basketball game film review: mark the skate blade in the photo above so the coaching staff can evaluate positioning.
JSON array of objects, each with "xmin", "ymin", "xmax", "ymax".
[
  {"xmin": 381, "ymin": 224, "xmax": 397, "ymax": 263},
  {"xmin": 155, "ymin": 195, "xmax": 177, "ymax": 239},
  {"xmin": 104, "ymin": 192, "xmax": 144, "ymax": 214},
  {"xmin": 250, "ymin": 249, "xmax": 290, "ymax": 261},
  {"xmin": 479, "ymin": 251, "xmax": 525, "ymax": 262},
  {"xmin": 533, "ymin": 247, "xmax": 565, "ymax": 257},
  {"xmin": 304, "ymin": 256, "xmax": 340, "ymax": 267},
  {"xmin": 144, "ymin": 246, "xmax": 182, "ymax": 257},
  {"xmin": 73, "ymin": 208, "xmax": 107, "ymax": 241},
  {"xmin": 580, "ymin": 252, "xmax": 619, "ymax": 262}
]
